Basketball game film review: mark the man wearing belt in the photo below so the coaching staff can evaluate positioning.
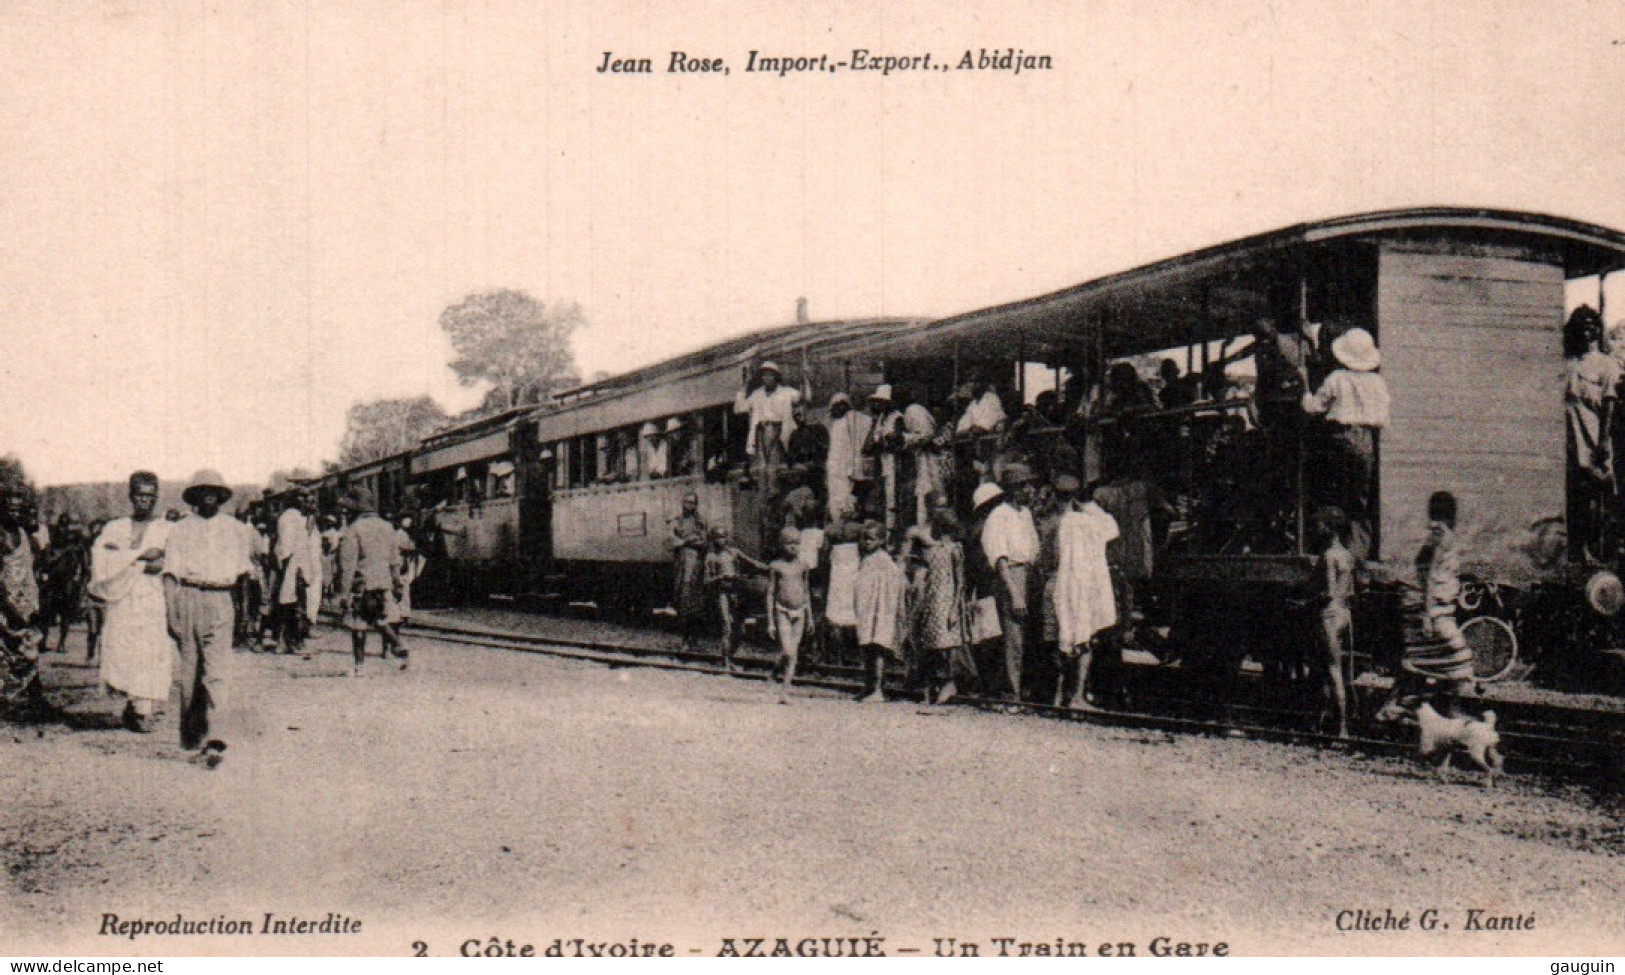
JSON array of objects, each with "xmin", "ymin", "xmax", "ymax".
[
  {"xmin": 337, "ymin": 487, "xmax": 406, "ymax": 672},
  {"xmin": 734, "ymin": 361, "xmax": 801, "ymax": 491},
  {"xmin": 163, "ymin": 469, "xmax": 252, "ymax": 768},
  {"xmin": 980, "ymin": 464, "xmax": 1040, "ymax": 702}
]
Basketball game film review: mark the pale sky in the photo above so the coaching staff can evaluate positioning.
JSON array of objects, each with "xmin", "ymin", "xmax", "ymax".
[{"xmin": 4, "ymin": 0, "xmax": 1624, "ymax": 487}]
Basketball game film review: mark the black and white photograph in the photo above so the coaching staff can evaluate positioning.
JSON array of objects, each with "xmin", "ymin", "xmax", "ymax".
[{"xmin": 3, "ymin": 0, "xmax": 1624, "ymax": 960}]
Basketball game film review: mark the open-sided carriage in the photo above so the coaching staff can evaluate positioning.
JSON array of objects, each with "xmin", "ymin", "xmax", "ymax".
[{"xmin": 857, "ymin": 208, "xmax": 1625, "ymax": 706}]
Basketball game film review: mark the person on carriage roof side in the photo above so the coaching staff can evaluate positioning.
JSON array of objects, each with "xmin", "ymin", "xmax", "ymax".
[
  {"xmin": 1300, "ymin": 326, "xmax": 1390, "ymax": 534},
  {"xmin": 735, "ymin": 360, "xmax": 800, "ymax": 466}
]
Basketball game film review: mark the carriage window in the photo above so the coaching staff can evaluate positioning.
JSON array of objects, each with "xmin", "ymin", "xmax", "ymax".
[
  {"xmin": 551, "ymin": 442, "xmax": 569, "ymax": 489},
  {"xmin": 489, "ymin": 460, "xmax": 516, "ymax": 498},
  {"xmin": 701, "ymin": 405, "xmax": 732, "ymax": 482},
  {"xmin": 462, "ymin": 462, "xmax": 488, "ymax": 504},
  {"xmin": 668, "ymin": 415, "xmax": 698, "ymax": 477},
  {"xmin": 569, "ymin": 435, "xmax": 596, "ymax": 488},
  {"xmin": 595, "ymin": 433, "xmax": 613, "ymax": 483},
  {"xmin": 640, "ymin": 421, "xmax": 670, "ymax": 479},
  {"xmin": 620, "ymin": 425, "xmax": 641, "ymax": 481}
]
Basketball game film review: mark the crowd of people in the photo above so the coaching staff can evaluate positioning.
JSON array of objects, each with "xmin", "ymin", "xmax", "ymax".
[
  {"xmin": 674, "ymin": 323, "xmax": 1400, "ymax": 721},
  {"xmin": 0, "ymin": 470, "xmax": 423, "ymax": 770},
  {"xmin": 2, "ymin": 314, "xmax": 1480, "ymax": 752}
]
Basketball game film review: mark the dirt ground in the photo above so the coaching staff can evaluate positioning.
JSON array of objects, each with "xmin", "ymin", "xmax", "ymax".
[{"xmin": 3, "ymin": 625, "xmax": 1622, "ymax": 957}]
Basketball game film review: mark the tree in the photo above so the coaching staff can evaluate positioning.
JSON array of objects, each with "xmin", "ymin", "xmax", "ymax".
[
  {"xmin": 440, "ymin": 289, "xmax": 583, "ymax": 410},
  {"xmin": 0, "ymin": 454, "xmax": 30, "ymax": 492},
  {"xmin": 335, "ymin": 396, "xmax": 449, "ymax": 467}
]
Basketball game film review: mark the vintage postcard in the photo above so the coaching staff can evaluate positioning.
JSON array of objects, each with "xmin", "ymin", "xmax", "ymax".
[{"xmin": 2, "ymin": 0, "xmax": 1623, "ymax": 961}]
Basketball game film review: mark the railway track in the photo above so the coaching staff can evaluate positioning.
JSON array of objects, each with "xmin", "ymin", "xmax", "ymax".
[{"xmin": 406, "ymin": 614, "xmax": 1625, "ymax": 786}]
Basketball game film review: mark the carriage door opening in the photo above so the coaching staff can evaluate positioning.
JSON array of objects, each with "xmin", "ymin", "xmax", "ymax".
[{"xmin": 517, "ymin": 420, "xmax": 554, "ymax": 592}]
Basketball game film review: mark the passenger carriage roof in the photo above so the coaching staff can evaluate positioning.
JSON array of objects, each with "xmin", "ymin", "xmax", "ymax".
[
  {"xmin": 866, "ymin": 207, "xmax": 1625, "ymax": 364},
  {"xmin": 527, "ymin": 316, "xmax": 929, "ymax": 439},
  {"xmin": 547, "ymin": 316, "xmax": 928, "ymax": 406}
]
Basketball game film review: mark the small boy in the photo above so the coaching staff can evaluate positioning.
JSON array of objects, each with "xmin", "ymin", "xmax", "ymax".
[
  {"xmin": 703, "ymin": 526, "xmax": 757, "ymax": 672},
  {"xmin": 767, "ymin": 526, "xmax": 812, "ymax": 704},
  {"xmin": 853, "ymin": 520, "xmax": 907, "ymax": 702},
  {"xmin": 1311, "ymin": 505, "xmax": 1355, "ymax": 738}
]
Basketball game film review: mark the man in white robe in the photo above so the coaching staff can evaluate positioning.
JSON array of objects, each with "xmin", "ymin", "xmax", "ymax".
[
  {"xmin": 1052, "ymin": 479, "xmax": 1119, "ymax": 711},
  {"xmin": 272, "ymin": 491, "xmax": 323, "ymax": 657},
  {"xmin": 824, "ymin": 392, "xmax": 872, "ymax": 518},
  {"xmin": 92, "ymin": 471, "xmax": 173, "ymax": 732}
]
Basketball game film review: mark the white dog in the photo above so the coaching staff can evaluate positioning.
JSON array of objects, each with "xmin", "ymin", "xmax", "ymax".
[{"xmin": 1414, "ymin": 701, "xmax": 1504, "ymax": 778}]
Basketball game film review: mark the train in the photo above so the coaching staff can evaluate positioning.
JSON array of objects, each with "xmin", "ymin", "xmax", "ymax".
[{"xmin": 260, "ymin": 207, "xmax": 1625, "ymax": 697}]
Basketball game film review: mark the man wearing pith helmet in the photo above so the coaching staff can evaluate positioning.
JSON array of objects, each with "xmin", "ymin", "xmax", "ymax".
[
  {"xmin": 163, "ymin": 469, "xmax": 253, "ymax": 769},
  {"xmin": 734, "ymin": 360, "xmax": 801, "ymax": 488}
]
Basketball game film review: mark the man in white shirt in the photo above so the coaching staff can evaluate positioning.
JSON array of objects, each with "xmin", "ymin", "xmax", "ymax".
[
  {"xmin": 1300, "ymin": 326, "xmax": 1390, "ymax": 530},
  {"xmin": 641, "ymin": 421, "xmax": 669, "ymax": 479},
  {"xmin": 980, "ymin": 463, "xmax": 1040, "ymax": 701},
  {"xmin": 734, "ymin": 362, "xmax": 801, "ymax": 486},
  {"xmin": 163, "ymin": 469, "xmax": 253, "ymax": 768},
  {"xmin": 956, "ymin": 375, "xmax": 1007, "ymax": 436}
]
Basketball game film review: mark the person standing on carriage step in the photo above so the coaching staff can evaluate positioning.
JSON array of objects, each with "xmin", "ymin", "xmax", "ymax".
[
  {"xmin": 824, "ymin": 392, "xmax": 871, "ymax": 519},
  {"xmin": 785, "ymin": 398, "xmax": 828, "ymax": 478},
  {"xmin": 272, "ymin": 490, "xmax": 322, "ymax": 658},
  {"xmin": 981, "ymin": 464, "xmax": 1040, "ymax": 702},
  {"xmin": 92, "ymin": 471, "xmax": 173, "ymax": 733},
  {"xmin": 1250, "ymin": 317, "xmax": 1305, "ymax": 434},
  {"xmin": 863, "ymin": 385, "xmax": 904, "ymax": 533},
  {"xmin": 336, "ymin": 487, "xmax": 407, "ymax": 673},
  {"xmin": 1300, "ymin": 326, "xmax": 1390, "ymax": 552},
  {"xmin": 669, "ymin": 492, "xmax": 709, "ymax": 649},
  {"xmin": 896, "ymin": 383, "xmax": 942, "ymax": 528},
  {"xmin": 735, "ymin": 361, "xmax": 800, "ymax": 491},
  {"xmin": 162, "ymin": 470, "xmax": 253, "ymax": 768}
]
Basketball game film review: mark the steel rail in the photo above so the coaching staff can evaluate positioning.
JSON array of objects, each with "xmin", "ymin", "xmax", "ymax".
[{"xmin": 405, "ymin": 617, "xmax": 1623, "ymax": 785}]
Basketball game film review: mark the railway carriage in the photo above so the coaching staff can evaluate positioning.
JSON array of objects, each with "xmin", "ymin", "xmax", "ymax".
[
  {"xmin": 410, "ymin": 407, "xmax": 531, "ymax": 600},
  {"xmin": 296, "ymin": 207, "xmax": 1625, "ymax": 704},
  {"xmin": 343, "ymin": 450, "xmax": 413, "ymax": 518},
  {"xmin": 528, "ymin": 317, "xmax": 923, "ymax": 609},
  {"xmin": 856, "ymin": 207, "xmax": 1625, "ymax": 694}
]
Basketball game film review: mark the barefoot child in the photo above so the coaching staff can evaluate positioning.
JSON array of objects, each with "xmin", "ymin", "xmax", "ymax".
[
  {"xmin": 704, "ymin": 527, "xmax": 764, "ymax": 673},
  {"xmin": 854, "ymin": 520, "xmax": 907, "ymax": 702},
  {"xmin": 766, "ymin": 526, "xmax": 811, "ymax": 703},
  {"xmin": 1311, "ymin": 505, "xmax": 1355, "ymax": 738}
]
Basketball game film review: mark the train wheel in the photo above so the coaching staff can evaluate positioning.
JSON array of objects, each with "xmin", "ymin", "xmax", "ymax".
[{"xmin": 1461, "ymin": 615, "xmax": 1517, "ymax": 683}]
